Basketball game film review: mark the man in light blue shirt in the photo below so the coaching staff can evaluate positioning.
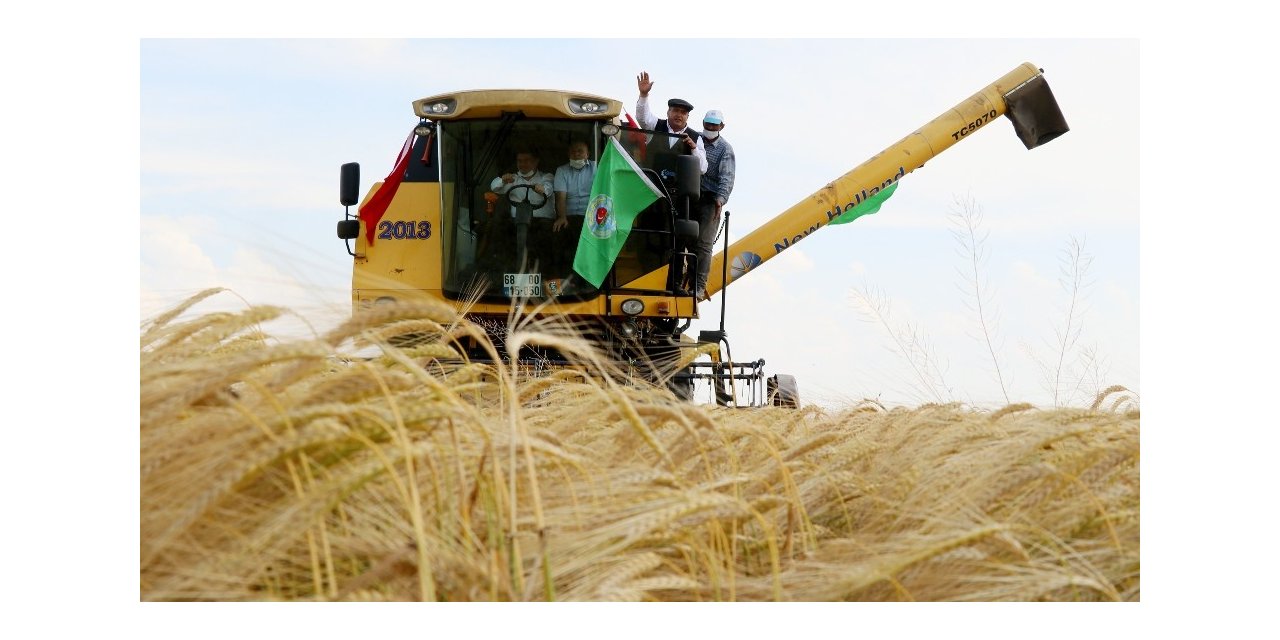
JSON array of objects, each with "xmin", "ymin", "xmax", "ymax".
[
  {"xmin": 490, "ymin": 149, "xmax": 555, "ymax": 270},
  {"xmin": 553, "ymin": 140, "xmax": 596, "ymax": 276}
]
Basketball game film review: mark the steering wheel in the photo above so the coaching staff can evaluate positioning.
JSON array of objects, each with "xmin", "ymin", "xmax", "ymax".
[{"xmin": 504, "ymin": 183, "xmax": 549, "ymax": 209}]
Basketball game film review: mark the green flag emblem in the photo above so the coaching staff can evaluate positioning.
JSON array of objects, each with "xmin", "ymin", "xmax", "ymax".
[{"xmin": 572, "ymin": 137, "xmax": 662, "ymax": 287}]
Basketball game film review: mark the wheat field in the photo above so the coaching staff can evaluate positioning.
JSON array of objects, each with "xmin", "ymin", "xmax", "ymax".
[{"xmin": 140, "ymin": 289, "xmax": 1139, "ymax": 602}]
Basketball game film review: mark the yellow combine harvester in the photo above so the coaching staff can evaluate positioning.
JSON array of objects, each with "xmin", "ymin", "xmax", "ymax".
[{"xmin": 335, "ymin": 62, "xmax": 1068, "ymax": 407}]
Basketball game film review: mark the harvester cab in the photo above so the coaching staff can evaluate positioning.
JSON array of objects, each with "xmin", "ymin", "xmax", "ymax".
[
  {"xmin": 336, "ymin": 90, "xmax": 742, "ymax": 403},
  {"xmin": 336, "ymin": 64, "xmax": 1069, "ymax": 408}
]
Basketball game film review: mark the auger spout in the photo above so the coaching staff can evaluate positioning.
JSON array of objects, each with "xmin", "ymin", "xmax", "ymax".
[{"xmin": 703, "ymin": 62, "xmax": 1068, "ymax": 298}]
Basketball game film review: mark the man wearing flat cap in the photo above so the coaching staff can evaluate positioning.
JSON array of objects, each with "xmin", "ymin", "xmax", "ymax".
[{"xmin": 634, "ymin": 71, "xmax": 708, "ymax": 175}]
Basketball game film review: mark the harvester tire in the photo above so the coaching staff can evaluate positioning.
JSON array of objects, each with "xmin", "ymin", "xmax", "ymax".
[{"xmin": 767, "ymin": 374, "xmax": 800, "ymax": 408}]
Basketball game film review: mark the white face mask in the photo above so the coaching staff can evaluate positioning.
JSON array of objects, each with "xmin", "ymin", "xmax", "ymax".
[
  {"xmin": 518, "ymin": 169, "xmax": 535, "ymax": 179},
  {"xmin": 569, "ymin": 158, "xmax": 587, "ymax": 169},
  {"xmin": 703, "ymin": 129, "xmax": 720, "ymax": 141}
]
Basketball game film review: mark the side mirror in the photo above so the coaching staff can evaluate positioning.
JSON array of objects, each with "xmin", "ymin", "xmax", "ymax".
[
  {"xmin": 340, "ymin": 162, "xmax": 360, "ymax": 207},
  {"xmin": 337, "ymin": 219, "xmax": 360, "ymax": 240},
  {"xmin": 674, "ymin": 218, "xmax": 700, "ymax": 240},
  {"xmin": 676, "ymin": 154, "xmax": 701, "ymax": 198}
]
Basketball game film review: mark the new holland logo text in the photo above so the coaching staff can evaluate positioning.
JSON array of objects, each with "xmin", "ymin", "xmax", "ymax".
[{"xmin": 772, "ymin": 166, "xmax": 904, "ymax": 254}]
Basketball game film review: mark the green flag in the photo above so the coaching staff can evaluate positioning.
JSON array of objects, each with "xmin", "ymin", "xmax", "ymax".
[
  {"xmin": 829, "ymin": 181, "xmax": 899, "ymax": 225},
  {"xmin": 572, "ymin": 137, "xmax": 662, "ymax": 287}
]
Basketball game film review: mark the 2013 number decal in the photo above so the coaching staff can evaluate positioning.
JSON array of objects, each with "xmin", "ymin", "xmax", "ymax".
[{"xmin": 377, "ymin": 220, "xmax": 432, "ymax": 240}]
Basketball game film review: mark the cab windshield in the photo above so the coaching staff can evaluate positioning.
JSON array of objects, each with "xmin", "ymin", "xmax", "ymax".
[{"xmin": 437, "ymin": 118, "xmax": 687, "ymax": 302}]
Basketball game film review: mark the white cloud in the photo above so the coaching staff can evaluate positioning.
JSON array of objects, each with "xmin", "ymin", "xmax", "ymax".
[
  {"xmin": 141, "ymin": 215, "xmax": 347, "ymax": 337},
  {"xmin": 766, "ymin": 247, "xmax": 816, "ymax": 276},
  {"xmin": 1012, "ymin": 259, "xmax": 1057, "ymax": 293},
  {"xmin": 140, "ymin": 215, "xmax": 221, "ymax": 293}
]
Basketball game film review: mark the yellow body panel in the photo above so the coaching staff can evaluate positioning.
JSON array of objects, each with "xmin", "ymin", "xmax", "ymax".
[
  {"xmin": 351, "ymin": 182, "xmax": 442, "ymax": 304},
  {"xmin": 353, "ymin": 287, "xmax": 695, "ymax": 320},
  {"xmin": 616, "ymin": 269, "xmax": 672, "ymax": 292},
  {"xmin": 440, "ymin": 293, "xmax": 696, "ymax": 319}
]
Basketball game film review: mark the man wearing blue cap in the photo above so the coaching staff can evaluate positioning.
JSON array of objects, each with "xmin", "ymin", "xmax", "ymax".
[
  {"xmin": 634, "ymin": 71, "xmax": 708, "ymax": 175},
  {"xmin": 694, "ymin": 108, "xmax": 735, "ymax": 301}
]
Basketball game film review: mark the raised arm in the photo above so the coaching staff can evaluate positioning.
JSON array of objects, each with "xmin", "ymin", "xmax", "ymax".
[{"xmin": 635, "ymin": 71, "xmax": 658, "ymax": 129}]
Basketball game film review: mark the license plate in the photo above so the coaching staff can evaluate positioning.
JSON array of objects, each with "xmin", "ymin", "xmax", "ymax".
[{"xmin": 503, "ymin": 273, "xmax": 542, "ymax": 297}]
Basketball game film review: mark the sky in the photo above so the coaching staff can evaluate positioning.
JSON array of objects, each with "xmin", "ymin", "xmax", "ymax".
[
  {"xmin": 140, "ymin": 38, "xmax": 1137, "ymax": 409},
  {"xmin": 8, "ymin": 2, "xmax": 1280, "ymax": 636}
]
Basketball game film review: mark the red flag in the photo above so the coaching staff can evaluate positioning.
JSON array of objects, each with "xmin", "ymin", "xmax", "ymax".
[
  {"xmin": 623, "ymin": 112, "xmax": 647, "ymax": 162},
  {"xmin": 358, "ymin": 130, "xmax": 415, "ymax": 245}
]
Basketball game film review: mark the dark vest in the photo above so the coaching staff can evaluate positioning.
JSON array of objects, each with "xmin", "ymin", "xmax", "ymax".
[{"xmin": 646, "ymin": 119, "xmax": 693, "ymax": 174}]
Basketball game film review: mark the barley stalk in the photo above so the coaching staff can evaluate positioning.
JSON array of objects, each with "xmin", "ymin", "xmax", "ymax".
[{"xmin": 142, "ymin": 297, "xmax": 1139, "ymax": 601}]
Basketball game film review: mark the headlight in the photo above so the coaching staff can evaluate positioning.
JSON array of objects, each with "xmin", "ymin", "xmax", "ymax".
[
  {"xmin": 569, "ymin": 98, "xmax": 611, "ymax": 115},
  {"xmin": 418, "ymin": 99, "xmax": 456, "ymax": 116},
  {"xmin": 621, "ymin": 321, "xmax": 638, "ymax": 338},
  {"xmin": 601, "ymin": 123, "xmax": 620, "ymax": 136},
  {"xmin": 414, "ymin": 121, "xmax": 433, "ymax": 137},
  {"xmin": 621, "ymin": 298, "xmax": 644, "ymax": 316}
]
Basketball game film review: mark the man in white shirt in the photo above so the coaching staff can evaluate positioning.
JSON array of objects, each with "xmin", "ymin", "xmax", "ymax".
[
  {"xmin": 490, "ymin": 149, "xmax": 555, "ymax": 218},
  {"xmin": 490, "ymin": 149, "xmax": 555, "ymax": 270},
  {"xmin": 635, "ymin": 71, "xmax": 708, "ymax": 175}
]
